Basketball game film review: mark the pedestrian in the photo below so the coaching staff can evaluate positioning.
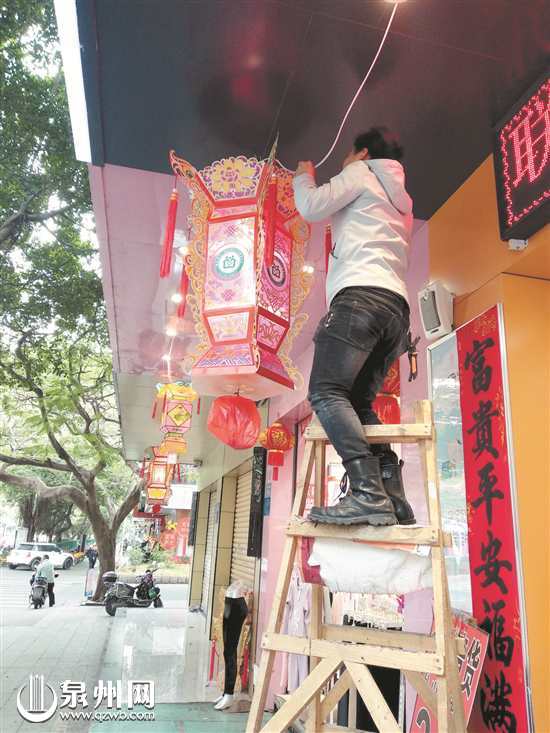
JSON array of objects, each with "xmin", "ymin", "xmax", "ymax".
[
  {"xmin": 293, "ymin": 126, "xmax": 416, "ymax": 527},
  {"xmin": 36, "ymin": 554, "xmax": 55, "ymax": 607},
  {"xmin": 85, "ymin": 546, "xmax": 98, "ymax": 568}
]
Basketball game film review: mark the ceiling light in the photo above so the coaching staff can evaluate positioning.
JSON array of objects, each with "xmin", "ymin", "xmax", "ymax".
[
  {"xmin": 162, "ymin": 354, "xmax": 171, "ymax": 362},
  {"xmin": 302, "ymin": 264, "xmax": 315, "ymax": 275},
  {"xmin": 179, "ymin": 245, "xmax": 189, "ymax": 256},
  {"xmin": 171, "ymin": 293, "xmax": 183, "ymax": 304},
  {"xmin": 166, "ymin": 326, "xmax": 177, "ymax": 337}
]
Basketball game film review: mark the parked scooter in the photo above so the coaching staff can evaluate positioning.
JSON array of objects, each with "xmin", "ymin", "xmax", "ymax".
[{"xmin": 102, "ymin": 567, "xmax": 163, "ymax": 616}]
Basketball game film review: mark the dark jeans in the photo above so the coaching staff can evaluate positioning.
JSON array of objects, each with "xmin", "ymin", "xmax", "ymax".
[
  {"xmin": 308, "ymin": 286, "xmax": 410, "ymax": 463},
  {"xmin": 223, "ymin": 597, "xmax": 248, "ymax": 694},
  {"xmin": 47, "ymin": 582, "xmax": 55, "ymax": 607}
]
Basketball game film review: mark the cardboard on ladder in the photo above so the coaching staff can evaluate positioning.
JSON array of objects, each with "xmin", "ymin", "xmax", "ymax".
[{"xmin": 246, "ymin": 400, "xmax": 466, "ymax": 733}]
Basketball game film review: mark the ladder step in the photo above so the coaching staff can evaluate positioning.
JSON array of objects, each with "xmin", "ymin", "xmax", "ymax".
[
  {"xmin": 305, "ymin": 422, "xmax": 432, "ymax": 444},
  {"xmin": 261, "ymin": 633, "xmax": 444, "ymax": 675},
  {"xmin": 287, "ymin": 517, "xmax": 451, "ymax": 547}
]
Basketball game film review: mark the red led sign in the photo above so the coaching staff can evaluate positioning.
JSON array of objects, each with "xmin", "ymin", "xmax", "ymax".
[{"xmin": 493, "ymin": 70, "xmax": 549, "ymax": 240}]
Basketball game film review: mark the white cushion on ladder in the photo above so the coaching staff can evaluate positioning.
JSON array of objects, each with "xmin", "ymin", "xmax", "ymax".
[{"xmin": 307, "ymin": 537, "xmax": 433, "ymax": 595}]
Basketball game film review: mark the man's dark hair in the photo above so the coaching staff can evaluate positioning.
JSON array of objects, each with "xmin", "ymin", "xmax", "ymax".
[
  {"xmin": 354, "ymin": 127, "xmax": 404, "ymax": 161},
  {"xmin": 43, "ymin": 554, "xmax": 49, "ymax": 559}
]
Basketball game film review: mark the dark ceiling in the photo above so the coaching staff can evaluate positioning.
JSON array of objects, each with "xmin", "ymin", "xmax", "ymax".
[{"xmin": 77, "ymin": 0, "xmax": 550, "ymax": 220}]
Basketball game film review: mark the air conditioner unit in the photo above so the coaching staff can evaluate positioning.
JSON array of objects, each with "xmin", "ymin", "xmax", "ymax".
[{"xmin": 418, "ymin": 281, "xmax": 454, "ymax": 340}]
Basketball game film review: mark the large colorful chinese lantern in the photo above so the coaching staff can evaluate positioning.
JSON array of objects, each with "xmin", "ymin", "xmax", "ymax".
[
  {"xmin": 259, "ymin": 421, "xmax": 295, "ymax": 480},
  {"xmin": 154, "ymin": 382, "xmax": 197, "ymax": 456},
  {"xmin": 168, "ymin": 146, "xmax": 311, "ymax": 400}
]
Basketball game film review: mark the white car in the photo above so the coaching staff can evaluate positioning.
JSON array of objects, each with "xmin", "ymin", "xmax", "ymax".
[{"xmin": 7, "ymin": 542, "xmax": 74, "ymax": 570}]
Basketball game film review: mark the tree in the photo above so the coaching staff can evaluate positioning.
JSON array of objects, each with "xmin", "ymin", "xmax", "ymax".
[
  {"xmin": 1, "ymin": 480, "xmax": 74, "ymax": 541},
  {"xmin": 0, "ymin": 341, "xmax": 142, "ymax": 599},
  {"xmin": 0, "ymin": 1, "xmax": 142, "ymax": 599}
]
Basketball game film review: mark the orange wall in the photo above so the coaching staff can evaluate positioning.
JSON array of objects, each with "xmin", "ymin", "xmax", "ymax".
[
  {"xmin": 430, "ymin": 155, "xmax": 550, "ymax": 731},
  {"xmin": 429, "ymin": 156, "xmax": 549, "ymax": 298}
]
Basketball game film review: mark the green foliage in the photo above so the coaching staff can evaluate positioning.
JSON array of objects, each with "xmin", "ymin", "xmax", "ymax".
[
  {"xmin": 0, "ymin": 0, "xmax": 105, "ymax": 341},
  {"xmin": 127, "ymin": 546, "xmax": 144, "ymax": 568},
  {"xmin": 0, "ymin": 2, "xmax": 138, "ymax": 558}
]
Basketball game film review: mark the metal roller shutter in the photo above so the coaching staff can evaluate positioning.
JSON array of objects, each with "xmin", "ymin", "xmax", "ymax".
[
  {"xmin": 201, "ymin": 491, "xmax": 216, "ymax": 612},
  {"xmin": 230, "ymin": 472, "xmax": 256, "ymax": 587}
]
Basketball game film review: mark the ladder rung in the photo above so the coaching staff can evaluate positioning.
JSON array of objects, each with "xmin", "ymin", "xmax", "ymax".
[
  {"xmin": 262, "ymin": 633, "xmax": 444, "ymax": 674},
  {"xmin": 321, "ymin": 625, "xmax": 466, "ymax": 656},
  {"xmin": 287, "ymin": 517, "xmax": 450, "ymax": 546},
  {"xmin": 304, "ymin": 422, "xmax": 433, "ymax": 444}
]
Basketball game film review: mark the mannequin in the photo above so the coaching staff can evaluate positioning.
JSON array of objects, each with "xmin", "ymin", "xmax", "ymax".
[{"xmin": 213, "ymin": 581, "xmax": 250, "ymax": 710}]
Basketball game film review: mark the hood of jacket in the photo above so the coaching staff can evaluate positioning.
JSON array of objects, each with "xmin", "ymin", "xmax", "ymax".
[{"xmin": 366, "ymin": 159, "xmax": 413, "ymax": 216}]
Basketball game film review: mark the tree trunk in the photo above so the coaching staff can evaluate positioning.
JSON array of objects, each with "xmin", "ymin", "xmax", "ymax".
[{"xmin": 92, "ymin": 521, "xmax": 117, "ymax": 602}]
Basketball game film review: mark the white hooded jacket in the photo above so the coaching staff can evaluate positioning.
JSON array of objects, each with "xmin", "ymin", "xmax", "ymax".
[{"xmin": 292, "ymin": 159, "xmax": 413, "ymax": 307}]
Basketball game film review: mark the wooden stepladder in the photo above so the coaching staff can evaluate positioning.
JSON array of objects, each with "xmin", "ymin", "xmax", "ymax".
[{"xmin": 246, "ymin": 400, "xmax": 467, "ymax": 733}]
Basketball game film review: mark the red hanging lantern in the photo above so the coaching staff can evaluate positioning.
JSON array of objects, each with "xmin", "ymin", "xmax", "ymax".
[
  {"xmin": 207, "ymin": 395, "xmax": 261, "ymax": 450},
  {"xmin": 259, "ymin": 421, "xmax": 295, "ymax": 480}
]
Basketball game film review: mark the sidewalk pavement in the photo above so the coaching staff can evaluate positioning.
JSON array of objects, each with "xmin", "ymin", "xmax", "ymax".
[{"xmin": 1, "ymin": 584, "xmax": 269, "ymax": 733}]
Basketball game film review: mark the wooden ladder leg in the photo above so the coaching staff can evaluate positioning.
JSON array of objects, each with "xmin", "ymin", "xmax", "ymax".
[
  {"xmin": 247, "ymin": 442, "xmax": 316, "ymax": 733},
  {"xmin": 305, "ymin": 440, "xmax": 326, "ymax": 733}
]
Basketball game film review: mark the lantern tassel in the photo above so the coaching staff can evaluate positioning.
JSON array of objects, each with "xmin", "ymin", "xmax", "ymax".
[
  {"xmin": 139, "ymin": 459, "xmax": 146, "ymax": 478},
  {"xmin": 196, "ymin": 398, "xmax": 201, "ymax": 415},
  {"xmin": 177, "ymin": 263, "xmax": 190, "ymax": 319},
  {"xmin": 265, "ymin": 176, "xmax": 277, "ymax": 268},
  {"xmin": 273, "ymin": 466, "xmax": 279, "ymax": 481},
  {"xmin": 160, "ymin": 186, "xmax": 179, "ymax": 278},
  {"xmin": 325, "ymin": 225, "xmax": 332, "ymax": 274}
]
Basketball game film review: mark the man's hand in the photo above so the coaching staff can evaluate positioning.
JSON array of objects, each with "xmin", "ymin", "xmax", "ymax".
[{"xmin": 295, "ymin": 160, "xmax": 315, "ymax": 178}]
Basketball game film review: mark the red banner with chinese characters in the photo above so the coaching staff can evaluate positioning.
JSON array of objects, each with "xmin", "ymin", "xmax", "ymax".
[
  {"xmin": 410, "ymin": 615, "xmax": 489, "ymax": 733},
  {"xmin": 457, "ymin": 305, "xmax": 530, "ymax": 733}
]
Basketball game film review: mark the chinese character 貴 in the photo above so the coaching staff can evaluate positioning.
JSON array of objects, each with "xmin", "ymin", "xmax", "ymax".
[{"xmin": 467, "ymin": 400, "xmax": 500, "ymax": 460}]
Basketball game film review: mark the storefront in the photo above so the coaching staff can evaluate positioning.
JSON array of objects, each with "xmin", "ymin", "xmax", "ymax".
[{"xmin": 56, "ymin": 1, "xmax": 548, "ymax": 726}]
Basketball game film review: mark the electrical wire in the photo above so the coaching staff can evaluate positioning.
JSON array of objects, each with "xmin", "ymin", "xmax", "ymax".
[{"xmin": 277, "ymin": 2, "xmax": 399, "ymax": 172}]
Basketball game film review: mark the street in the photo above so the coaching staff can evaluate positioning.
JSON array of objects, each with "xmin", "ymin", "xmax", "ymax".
[
  {"xmin": 0, "ymin": 563, "xmax": 212, "ymax": 733},
  {"xmin": 0, "ymin": 561, "xmax": 89, "ymax": 610}
]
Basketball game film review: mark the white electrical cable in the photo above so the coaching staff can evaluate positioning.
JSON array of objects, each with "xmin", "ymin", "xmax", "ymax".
[{"xmin": 277, "ymin": 2, "xmax": 399, "ymax": 172}]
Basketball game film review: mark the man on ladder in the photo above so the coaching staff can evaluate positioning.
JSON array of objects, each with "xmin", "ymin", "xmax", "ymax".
[{"xmin": 293, "ymin": 127, "xmax": 416, "ymax": 527}]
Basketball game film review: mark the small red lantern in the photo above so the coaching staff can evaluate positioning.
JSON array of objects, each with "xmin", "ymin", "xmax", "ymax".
[{"xmin": 259, "ymin": 421, "xmax": 295, "ymax": 480}]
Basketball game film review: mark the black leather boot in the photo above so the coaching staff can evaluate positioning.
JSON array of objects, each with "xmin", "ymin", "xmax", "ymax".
[
  {"xmin": 379, "ymin": 452, "xmax": 416, "ymax": 525},
  {"xmin": 309, "ymin": 456, "xmax": 397, "ymax": 526}
]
